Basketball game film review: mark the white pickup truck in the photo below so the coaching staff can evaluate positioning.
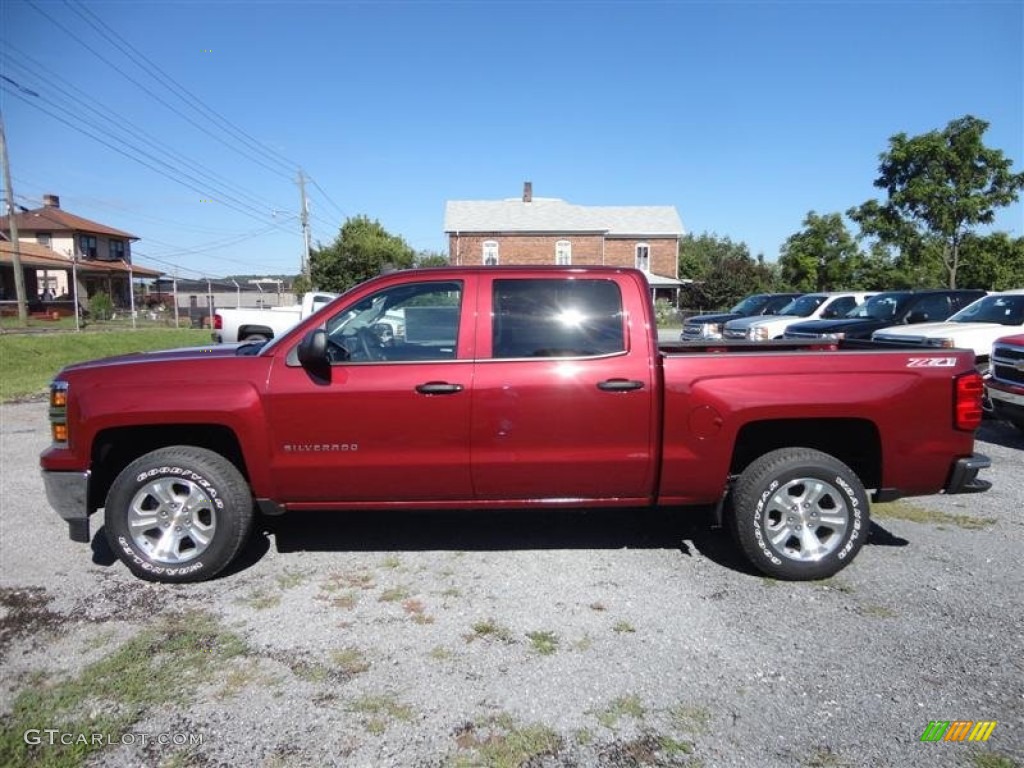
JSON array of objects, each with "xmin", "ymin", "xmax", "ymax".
[{"xmin": 213, "ymin": 291, "xmax": 337, "ymax": 343}]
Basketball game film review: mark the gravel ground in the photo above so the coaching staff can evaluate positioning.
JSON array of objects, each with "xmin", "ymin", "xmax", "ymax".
[{"xmin": 1, "ymin": 398, "xmax": 1022, "ymax": 768}]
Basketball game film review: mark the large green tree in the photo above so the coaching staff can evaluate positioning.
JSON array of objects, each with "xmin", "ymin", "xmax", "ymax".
[
  {"xmin": 310, "ymin": 215, "xmax": 416, "ymax": 292},
  {"xmin": 955, "ymin": 232, "xmax": 1024, "ymax": 291},
  {"xmin": 849, "ymin": 115, "xmax": 1024, "ymax": 288},
  {"xmin": 778, "ymin": 212, "xmax": 864, "ymax": 291},
  {"xmin": 677, "ymin": 233, "xmax": 777, "ymax": 310}
]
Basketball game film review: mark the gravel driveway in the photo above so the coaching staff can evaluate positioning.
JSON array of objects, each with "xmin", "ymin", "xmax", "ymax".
[{"xmin": 1, "ymin": 399, "xmax": 1022, "ymax": 768}]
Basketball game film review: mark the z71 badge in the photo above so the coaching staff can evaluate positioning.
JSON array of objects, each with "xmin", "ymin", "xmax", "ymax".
[{"xmin": 906, "ymin": 357, "xmax": 958, "ymax": 368}]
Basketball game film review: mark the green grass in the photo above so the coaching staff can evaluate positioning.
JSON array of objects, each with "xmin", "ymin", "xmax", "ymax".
[
  {"xmin": 873, "ymin": 500, "xmax": 996, "ymax": 530},
  {"xmin": 972, "ymin": 754, "xmax": 1020, "ymax": 768},
  {"xmin": 612, "ymin": 620, "xmax": 636, "ymax": 634},
  {"xmin": 0, "ymin": 328, "xmax": 210, "ymax": 402},
  {"xmin": 0, "ymin": 611, "xmax": 245, "ymax": 768},
  {"xmin": 526, "ymin": 630, "xmax": 559, "ymax": 656},
  {"xmin": 347, "ymin": 694, "xmax": 415, "ymax": 734},
  {"xmin": 468, "ymin": 618, "xmax": 515, "ymax": 644},
  {"xmin": 451, "ymin": 715, "xmax": 562, "ymax": 768},
  {"xmin": 592, "ymin": 695, "xmax": 646, "ymax": 729}
]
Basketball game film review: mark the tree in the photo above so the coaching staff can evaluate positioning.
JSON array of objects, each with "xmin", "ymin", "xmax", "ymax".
[
  {"xmin": 414, "ymin": 250, "xmax": 450, "ymax": 268},
  {"xmin": 310, "ymin": 215, "xmax": 416, "ymax": 292},
  {"xmin": 778, "ymin": 212, "xmax": 864, "ymax": 291},
  {"xmin": 956, "ymin": 232, "xmax": 1024, "ymax": 290},
  {"xmin": 677, "ymin": 233, "xmax": 776, "ymax": 310},
  {"xmin": 849, "ymin": 115, "xmax": 1024, "ymax": 288}
]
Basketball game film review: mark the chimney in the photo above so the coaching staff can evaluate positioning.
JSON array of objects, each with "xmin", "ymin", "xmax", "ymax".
[
  {"xmin": 42, "ymin": 194, "xmax": 60, "ymax": 209},
  {"xmin": 522, "ymin": 181, "xmax": 532, "ymax": 203}
]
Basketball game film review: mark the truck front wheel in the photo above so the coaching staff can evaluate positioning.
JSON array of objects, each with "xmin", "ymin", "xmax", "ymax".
[
  {"xmin": 729, "ymin": 448, "xmax": 869, "ymax": 580},
  {"xmin": 104, "ymin": 446, "xmax": 254, "ymax": 582}
]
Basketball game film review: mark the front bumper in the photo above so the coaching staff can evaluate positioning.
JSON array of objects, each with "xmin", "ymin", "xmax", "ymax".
[
  {"xmin": 944, "ymin": 454, "xmax": 991, "ymax": 495},
  {"xmin": 41, "ymin": 470, "xmax": 92, "ymax": 542}
]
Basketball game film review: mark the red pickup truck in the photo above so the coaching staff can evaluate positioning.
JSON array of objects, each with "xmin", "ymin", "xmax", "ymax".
[{"xmin": 40, "ymin": 267, "xmax": 991, "ymax": 583}]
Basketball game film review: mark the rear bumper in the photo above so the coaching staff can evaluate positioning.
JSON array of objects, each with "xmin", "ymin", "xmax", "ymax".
[
  {"xmin": 944, "ymin": 454, "xmax": 991, "ymax": 495},
  {"xmin": 41, "ymin": 470, "xmax": 92, "ymax": 542}
]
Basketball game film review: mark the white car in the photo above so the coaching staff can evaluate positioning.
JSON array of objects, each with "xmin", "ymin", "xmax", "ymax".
[
  {"xmin": 723, "ymin": 292, "xmax": 873, "ymax": 341},
  {"xmin": 871, "ymin": 289, "xmax": 1024, "ymax": 372}
]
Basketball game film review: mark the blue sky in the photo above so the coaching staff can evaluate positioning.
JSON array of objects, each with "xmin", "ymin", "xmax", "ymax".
[{"xmin": 2, "ymin": 0, "xmax": 1022, "ymax": 281}]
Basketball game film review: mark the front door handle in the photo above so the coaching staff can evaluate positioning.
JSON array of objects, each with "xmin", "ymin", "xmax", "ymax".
[
  {"xmin": 416, "ymin": 381, "xmax": 464, "ymax": 395},
  {"xmin": 597, "ymin": 379, "xmax": 645, "ymax": 392}
]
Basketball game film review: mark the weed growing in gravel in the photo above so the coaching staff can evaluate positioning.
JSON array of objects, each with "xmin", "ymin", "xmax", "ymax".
[
  {"xmin": 238, "ymin": 588, "xmax": 281, "ymax": 610},
  {"xmin": 573, "ymin": 634, "xmax": 593, "ymax": 652},
  {"xmin": 602, "ymin": 733, "xmax": 691, "ymax": 765},
  {"xmin": 451, "ymin": 714, "xmax": 562, "ymax": 768},
  {"xmin": 873, "ymin": 501, "xmax": 996, "ymax": 530},
  {"xmin": 321, "ymin": 590, "xmax": 360, "ymax": 610},
  {"xmin": 441, "ymin": 586, "xmax": 462, "ymax": 598},
  {"xmin": 592, "ymin": 695, "xmax": 646, "ymax": 729},
  {"xmin": 589, "ymin": 601, "xmax": 606, "ymax": 611},
  {"xmin": 612, "ymin": 620, "xmax": 636, "ymax": 634},
  {"xmin": 331, "ymin": 647, "xmax": 370, "ymax": 676},
  {"xmin": 275, "ymin": 568, "xmax": 311, "ymax": 589},
  {"xmin": 429, "ymin": 646, "xmax": 454, "ymax": 661},
  {"xmin": 216, "ymin": 665, "xmax": 281, "ymax": 700},
  {"xmin": 347, "ymin": 694, "xmax": 415, "ymax": 735},
  {"xmin": 0, "ymin": 611, "xmax": 245, "ymax": 768},
  {"xmin": 379, "ymin": 586, "xmax": 412, "ymax": 603},
  {"xmin": 857, "ymin": 603, "xmax": 897, "ymax": 619},
  {"xmin": 526, "ymin": 630, "xmax": 559, "ymax": 655},
  {"xmin": 803, "ymin": 745, "xmax": 846, "ymax": 767},
  {"xmin": 402, "ymin": 599, "xmax": 435, "ymax": 624},
  {"xmin": 467, "ymin": 619, "xmax": 515, "ymax": 644},
  {"xmin": 670, "ymin": 704, "xmax": 711, "ymax": 735},
  {"xmin": 971, "ymin": 754, "xmax": 1019, "ymax": 768},
  {"xmin": 320, "ymin": 570, "xmax": 376, "ymax": 592},
  {"xmin": 815, "ymin": 579, "xmax": 855, "ymax": 594},
  {"xmin": 574, "ymin": 728, "xmax": 594, "ymax": 745},
  {"xmin": 380, "ymin": 555, "xmax": 403, "ymax": 569}
]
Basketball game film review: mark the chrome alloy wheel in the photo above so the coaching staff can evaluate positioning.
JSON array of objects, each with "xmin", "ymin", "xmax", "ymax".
[
  {"xmin": 128, "ymin": 478, "xmax": 217, "ymax": 564},
  {"xmin": 761, "ymin": 477, "xmax": 850, "ymax": 563}
]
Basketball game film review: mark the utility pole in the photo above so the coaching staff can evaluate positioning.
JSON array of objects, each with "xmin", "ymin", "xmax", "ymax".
[
  {"xmin": 0, "ymin": 110, "xmax": 29, "ymax": 326},
  {"xmin": 297, "ymin": 170, "xmax": 312, "ymax": 285}
]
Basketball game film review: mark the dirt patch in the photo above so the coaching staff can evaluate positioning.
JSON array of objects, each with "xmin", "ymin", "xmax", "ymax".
[{"xmin": 0, "ymin": 586, "xmax": 65, "ymax": 659}]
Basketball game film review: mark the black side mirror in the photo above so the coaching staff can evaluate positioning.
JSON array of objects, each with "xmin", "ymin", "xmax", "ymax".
[
  {"xmin": 906, "ymin": 311, "xmax": 929, "ymax": 324},
  {"xmin": 297, "ymin": 329, "xmax": 329, "ymax": 367}
]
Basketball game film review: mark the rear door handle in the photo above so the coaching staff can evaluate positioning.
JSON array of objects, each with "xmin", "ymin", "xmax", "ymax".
[
  {"xmin": 597, "ymin": 379, "xmax": 645, "ymax": 392},
  {"xmin": 416, "ymin": 381, "xmax": 464, "ymax": 395}
]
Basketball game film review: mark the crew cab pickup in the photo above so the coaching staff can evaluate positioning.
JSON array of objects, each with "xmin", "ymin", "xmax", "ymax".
[
  {"xmin": 213, "ymin": 291, "xmax": 337, "ymax": 343},
  {"xmin": 986, "ymin": 333, "xmax": 1024, "ymax": 433},
  {"xmin": 723, "ymin": 292, "xmax": 872, "ymax": 341},
  {"xmin": 872, "ymin": 290, "xmax": 1024, "ymax": 374},
  {"xmin": 40, "ymin": 267, "xmax": 991, "ymax": 583},
  {"xmin": 681, "ymin": 292, "xmax": 801, "ymax": 340}
]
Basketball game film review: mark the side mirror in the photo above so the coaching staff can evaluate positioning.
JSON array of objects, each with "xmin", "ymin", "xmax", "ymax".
[
  {"xmin": 297, "ymin": 329, "xmax": 329, "ymax": 367},
  {"xmin": 906, "ymin": 311, "xmax": 929, "ymax": 324}
]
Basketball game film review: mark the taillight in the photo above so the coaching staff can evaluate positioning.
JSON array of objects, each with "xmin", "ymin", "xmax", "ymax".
[
  {"xmin": 954, "ymin": 372, "xmax": 983, "ymax": 431},
  {"xmin": 49, "ymin": 380, "xmax": 69, "ymax": 444},
  {"xmin": 214, "ymin": 314, "xmax": 223, "ymax": 329}
]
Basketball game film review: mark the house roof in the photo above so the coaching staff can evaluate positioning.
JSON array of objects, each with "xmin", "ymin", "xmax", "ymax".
[
  {"xmin": 444, "ymin": 197, "xmax": 685, "ymax": 237},
  {"xmin": 0, "ymin": 241, "xmax": 161, "ymax": 277},
  {"xmin": 1, "ymin": 205, "xmax": 138, "ymax": 240}
]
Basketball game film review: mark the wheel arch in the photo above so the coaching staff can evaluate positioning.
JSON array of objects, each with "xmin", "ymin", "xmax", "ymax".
[
  {"xmin": 238, "ymin": 325, "xmax": 274, "ymax": 341},
  {"xmin": 729, "ymin": 418, "xmax": 882, "ymax": 491},
  {"xmin": 89, "ymin": 424, "xmax": 249, "ymax": 510}
]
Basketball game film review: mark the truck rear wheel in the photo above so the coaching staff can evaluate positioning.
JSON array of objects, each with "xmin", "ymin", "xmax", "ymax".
[
  {"xmin": 104, "ymin": 446, "xmax": 254, "ymax": 582},
  {"xmin": 729, "ymin": 448, "xmax": 869, "ymax": 580}
]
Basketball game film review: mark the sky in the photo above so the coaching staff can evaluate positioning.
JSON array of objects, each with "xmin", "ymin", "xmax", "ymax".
[{"xmin": 1, "ymin": 0, "xmax": 1022, "ymax": 282}]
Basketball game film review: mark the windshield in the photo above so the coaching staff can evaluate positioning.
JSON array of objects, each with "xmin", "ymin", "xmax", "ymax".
[
  {"xmin": 948, "ymin": 294, "xmax": 1024, "ymax": 325},
  {"xmin": 780, "ymin": 295, "xmax": 827, "ymax": 317},
  {"xmin": 844, "ymin": 292, "xmax": 908, "ymax": 321},
  {"xmin": 729, "ymin": 295, "xmax": 769, "ymax": 314}
]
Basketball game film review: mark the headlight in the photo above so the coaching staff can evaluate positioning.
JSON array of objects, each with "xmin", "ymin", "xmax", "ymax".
[
  {"xmin": 49, "ymin": 380, "xmax": 69, "ymax": 444},
  {"xmin": 823, "ymin": 332, "xmax": 846, "ymax": 341},
  {"xmin": 751, "ymin": 326, "xmax": 770, "ymax": 340},
  {"xmin": 699, "ymin": 323, "xmax": 724, "ymax": 339},
  {"xmin": 926, "ymin": 337, "xmax": 955, "ymax": 348}
]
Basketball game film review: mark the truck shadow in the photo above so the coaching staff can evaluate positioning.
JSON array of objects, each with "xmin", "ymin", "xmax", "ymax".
[{"xmin": 977, "ymin": 420, "xmax": 1024, "ymax": 450}]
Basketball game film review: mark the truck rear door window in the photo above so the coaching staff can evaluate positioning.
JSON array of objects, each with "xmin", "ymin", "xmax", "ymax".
[{"xmin": 491, "ymin": 279, "xmax": 625, "ymax": 358}]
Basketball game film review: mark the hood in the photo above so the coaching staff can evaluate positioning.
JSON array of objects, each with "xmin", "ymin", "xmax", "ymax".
[
  {"xmin": 724, "ymin": 315, "xmax": 769, "ymax": 331},
  {"xmin": 874, "ymin": 320, "xmax": 1006, "ymax": 338},
  {"xmin": 685, "ymin": 312, "xmax": 741, "ymax": 325},
  {"xmin": 59, "ymin": 343, "xmax": 255, "ymax": 374},
  {"xmin": 787, "ymin": 318, "xmax": 888, "ymax": 337}
]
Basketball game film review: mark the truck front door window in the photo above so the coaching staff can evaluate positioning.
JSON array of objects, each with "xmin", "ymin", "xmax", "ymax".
[{"xmin": 324, "ymin": 281, "xmax": 463, "ymax": 362}]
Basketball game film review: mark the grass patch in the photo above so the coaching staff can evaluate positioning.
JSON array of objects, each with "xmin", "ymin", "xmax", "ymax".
[
  {"xmin": 275, "ymin": 569, "xmax": 311, "ymax": 590},
  {"xmin": 804, "ymin": 745, "xmax": 846, "ymax": 767},
  {"xmin": 402, "ymin": 599, "xmax": 434, "ymax": 624},
  {"xmin": 347, "ymin": 694, "xmax": 414, "ymax": 734},
  {"xmin": 857, "ymin": 603, "xmax": 897, "ymax": 619},
  {"xmin": 237, "ymin": 588, "xmax": 281, "ymax": 610},
  {"xmin": 0, "ymin": 611, "xmax": 245, "ymax": 768},
  {"xmin": 526, "ymin": 630, "xmax": 559, "ymax": 656},
  {"xmin": 0, "ymin": 328, "xmax": 209, "ymax": 402},
  {"xmin": 441, "ymin": 587, "xmax": 462, "ymax": 598},
  {"xmin": 216, "ymin": 665, "xmax": 280, "ymax": 700},
  {"xmin": 452, "ymin": 715, "xmax": 562, "ymax": 768},
  {"xmin": 330, "ymin": 647, "xmax": 370, "ymax": 676},
  {"xmin": 971, "ymin": 754, "xmax": 1019, "ymax": 768},
  {"xmin": 612, "ymin": 620, "xmax": 636, "ymax": 634},
  {"xmin": 592, "ymin": 695, "xmax": 646, "ymax": 729},
  {"xmin": 429, "ymin": 646, "xmax": 454, "ymax": 661},
  {"xmin": 378, "ymin": 586, "xmax": 411, "ymax": 603},
  {"xmin": 873, "ymin": 500, "xmax": 996, "ymax": 530},
  {"xmin": 467, "ymin": 619, "xmax": 515, "ymax": 644},
  {"xmin": 670, "ymin": 704, "xmax": 711, "ymax": 735},
  {"xmin": 815, "ymin": 579, "xmax": 854, "ymax": 594},
  {"xmin": 380, "ymin": 555, "xmax": 403, "ymax": 569}
]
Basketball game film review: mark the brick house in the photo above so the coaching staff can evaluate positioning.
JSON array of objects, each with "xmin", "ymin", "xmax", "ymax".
[
  {"xmin": 444, "ymin": 183, "xmax": 686, "ymax": 301},
  {"xmin": 0, "ymin": 194, "xmax": 160, "ymax": 308}
]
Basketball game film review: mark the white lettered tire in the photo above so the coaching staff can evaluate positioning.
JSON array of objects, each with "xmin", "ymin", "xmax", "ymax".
[
  {"xmin": 730, "ymin": 448, "xmax": 869, "ymax": 580},
  {"xmin": 105, "ymin": 446, "xmax": 254, "ymax": 583}
]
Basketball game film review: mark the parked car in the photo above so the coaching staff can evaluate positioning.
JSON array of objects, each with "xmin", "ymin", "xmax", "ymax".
[
  {"xmin": 213, "ymin": 291, "xmax": 337, "ymax": 343},
  {"xmin": 784, "ymin": 289, "xmax": 986, "ymax": 341},
  {"xmin": 723, "ymin": 292, "xmax": 873, "ymax": 341},
  {"xmin": 985, "ymin": 333, "xmax": 1024, "ymax": 433},
  {"xmin": 872, "ymin": 290, "xmax": 1024, "ymax": 373},
  {"xmin": 41, "ymin": 267, "xmax": 989, "ymax": 583},
  {"xmin": 680, "ymin": 293, "xmax": 802, "ymax": 340}
]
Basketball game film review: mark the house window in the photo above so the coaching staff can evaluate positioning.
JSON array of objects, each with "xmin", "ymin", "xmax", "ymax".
[
  {"xmin": 555, "ymin": 240, "xmax": 572, "ymax": 265},
  {"xmin": 36, "ymin": 233, "xmax": 52, "ymax": 247},
  {"xmin": 635, "ymin": 243, "xmax": 650, "ymax": 272},
  {"xmin": 79, "ymin": 235, "xmax": 98, "ymax": 259},
  {"xmin": 482, "ymin": 240, "xmax": 499, "ymax": 266},
  {"xmin": 109, "ymin": 240, "xmax": 126, "ymax": 261}
]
